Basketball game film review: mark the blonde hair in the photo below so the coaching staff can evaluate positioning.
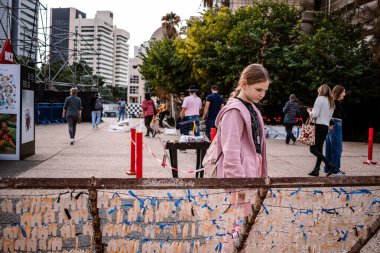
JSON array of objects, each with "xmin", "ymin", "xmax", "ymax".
[
  {"xmin": 230, "ymin": 64, "xmax": 270, "ymax": 98},
  {"xmin": 70, "ymin": 87, "xmax": 78, "ymax": 96},
  {"xmin": 317, "ymin": 84, "xmax": 334, "ymax": 109}
]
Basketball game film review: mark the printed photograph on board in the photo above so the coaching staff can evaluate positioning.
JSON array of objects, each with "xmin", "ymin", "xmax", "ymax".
[
  {"xmin": 0, "ymin": 114, "xmax": 17, "ymax": 154},
  {"xmin": 0, "ymin": 73, "xmax": 17, "ymax": 110},
  {"xmin": 22, "ymin": 90, "xmax": 34, "ymax": 143}
]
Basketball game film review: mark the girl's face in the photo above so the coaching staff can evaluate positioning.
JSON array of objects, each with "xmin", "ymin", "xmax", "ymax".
[
  {"xmin": 338, "ymin": 90, "xmax": 346, "ymax": 101},
  {"xmin": 241, "ymin": 80, "xmax": 269, "ymax": 103}
]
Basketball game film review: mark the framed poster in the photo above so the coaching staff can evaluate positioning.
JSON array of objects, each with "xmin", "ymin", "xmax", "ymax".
[
  {"xmin": 0, "ymin": 64, "xmax": 20, "ymax": 160},
  {"xmin": 21, "ymin": 89, "xmax": 34, "ymax": 144},
  {"xmin": 0, "ymin": 113, "xmax": 17, "ymax": 154}
]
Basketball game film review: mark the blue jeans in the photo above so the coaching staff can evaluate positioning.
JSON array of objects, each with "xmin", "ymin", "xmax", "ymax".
[
  {"xmin": 183, "ymin": 115, "xmax": 200, "ymax": 136},
  {"xmin": 92, "ymin": 110, "xmax": 101, "ymax": 128},
  {"xmin": 205, "ymin": 119, "xmax": 216, "ymax": 140},
  {"xmin": 324, "ymin": 119, "xmax": 343, "ymax": 173},
  {"xmin": 119, "ymin": 109, "xmax": 126, "ymax": 121}
]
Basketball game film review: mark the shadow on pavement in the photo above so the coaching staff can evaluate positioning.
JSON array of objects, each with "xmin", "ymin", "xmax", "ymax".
[{"xmin": 0, "ymin": 160, "xmax": 41, "ymax": 178}]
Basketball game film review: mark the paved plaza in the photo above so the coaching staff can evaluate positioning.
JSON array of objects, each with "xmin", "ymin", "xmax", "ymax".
[{"xmin": 0, "ymin": 118, "xmax": 379, "ymax": 179}]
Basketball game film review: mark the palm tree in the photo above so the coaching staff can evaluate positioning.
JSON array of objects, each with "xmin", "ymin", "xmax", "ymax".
[
  {"xmin": 203, "ymin": 0, "xmax": 214, "ymax": 8},
  {"xmin": 161, "ymin": 12, "xmax": 181, "ymax": 39}
]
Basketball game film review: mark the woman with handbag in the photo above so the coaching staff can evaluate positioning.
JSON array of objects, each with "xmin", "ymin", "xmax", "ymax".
[
  {"xmin": 308, "ymin": 84, "xmax": 336, "ymax": 177},
  {"xmin": 324, "ymin": 85, "xmax": 346, "ymax": 175}
]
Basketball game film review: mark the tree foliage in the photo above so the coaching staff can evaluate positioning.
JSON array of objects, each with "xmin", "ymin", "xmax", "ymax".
[
  {"xmin": 139, "ymin": 1, "xmax": 379, "ymax": 105},
  {"xmin": 138, "ymin": 38, "xmax": 193, "ymax": 93}
]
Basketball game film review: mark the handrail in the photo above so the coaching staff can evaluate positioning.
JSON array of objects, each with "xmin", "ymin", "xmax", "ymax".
[{"xmin": 0, "ymin": 176, "xmax": 379, "ymax": 189}]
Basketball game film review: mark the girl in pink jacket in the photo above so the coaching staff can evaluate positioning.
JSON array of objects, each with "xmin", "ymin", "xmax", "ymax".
[
  {"xmin": 216, "ymin": 64, "xmax": 270, "ymax": 253},
  {"xmin": 215, "ymin": 63, "xmax": 270, "ymax": 178}
]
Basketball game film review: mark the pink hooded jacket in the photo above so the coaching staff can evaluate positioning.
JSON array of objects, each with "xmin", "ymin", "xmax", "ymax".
[
  {"xmin": 214, "ymin": 98, "xmax": 267, "ymax": 178},
  {"xmin": 141, "ymin": 99, "xmax": 155, "ymax": 117}
]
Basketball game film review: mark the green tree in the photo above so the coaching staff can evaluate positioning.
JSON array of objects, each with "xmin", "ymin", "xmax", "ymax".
[
  {"xmin": 286, "ymin": 10, "xmax": 377, "ymax": 105},
  {"xmin": 139, "ymin": 38, "xmax": 193, "ymax": 94}
]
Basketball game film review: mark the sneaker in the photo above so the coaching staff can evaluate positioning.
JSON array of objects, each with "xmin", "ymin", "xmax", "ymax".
[
  {"xmin": 152, "ymin": 130, "xmax": 157, "ymax": 138},
  {"xmin": 70, "ymin": 139, "xmax": 74, "ymax": 145},
  {"xmin": 333, "ymin": 171, "xmax": 346, "ymax": 176}
]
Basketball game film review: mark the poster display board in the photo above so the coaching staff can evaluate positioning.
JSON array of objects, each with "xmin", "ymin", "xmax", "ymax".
[
  {"xmin": 0, "ymin": 64, "xmax": 20, "ymax": 160},
  {"xmin": 0, "ymin": 64, "xmax": 35, "ymax": 160}
]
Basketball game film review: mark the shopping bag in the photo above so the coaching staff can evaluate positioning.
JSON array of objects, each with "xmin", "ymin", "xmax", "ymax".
[{"xmin": 297, "ymin": 117, "xmax": 315, "ymax": 145}]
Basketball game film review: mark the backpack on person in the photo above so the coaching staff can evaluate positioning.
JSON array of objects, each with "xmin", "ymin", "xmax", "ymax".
[
  {"xmin": 95, "ymin": 98, "xmax": 102, "ymax": 110},
  {"xmin": 202, "ymin": 133, "xmax": 222, "ymax": 178}
]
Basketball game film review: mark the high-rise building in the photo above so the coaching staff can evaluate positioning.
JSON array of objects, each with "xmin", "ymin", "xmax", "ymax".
[
  {"xmin": 113, "ymin": 28, "xmax": 130, "ymax": 87},
  {"xmin": 0, "ymin": 0, "xmax": 39, "ymax": 62},
  {"xmin": 50, "ymin": 7, "xmax": 86, "ymax": 64},
  {"xmin": 74, "ymin": 11, "xmax": 130, "ymax": 86}
]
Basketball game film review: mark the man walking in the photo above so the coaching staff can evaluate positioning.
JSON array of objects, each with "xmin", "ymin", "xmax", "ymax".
[
  {"xmin": 91, "ymin": 93, "xmax": 102, "ymax": 128},
  {"xmin": 202, "ymin": 85, "xmax": 225, "ymax": 140},
  {"xmin": 180, "ymin": 85, "xmax": 202, "ymax": 136},
  {"xmin": 62, "ymin": 87, "xmax": 82, "ymax": 145}
]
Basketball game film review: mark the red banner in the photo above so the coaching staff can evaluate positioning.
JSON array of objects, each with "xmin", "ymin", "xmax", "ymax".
[{"xmin": 0, "ymin": 39, "xmax": 15, "ymax": 64}]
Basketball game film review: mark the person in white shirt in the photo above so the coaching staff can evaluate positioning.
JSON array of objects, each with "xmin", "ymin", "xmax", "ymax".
[
  {"xmin": 307, "ymin": 84, "xmax": 335, "ymax": 177},
  {"xmin": 180, "ymin": 85, "xmax": 202, "ymax": 136}
]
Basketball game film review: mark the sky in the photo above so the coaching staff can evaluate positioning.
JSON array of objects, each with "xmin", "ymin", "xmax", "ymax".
[{"xmin": 40, "ymin": 0, "xmax": 205, "ymax": 57}]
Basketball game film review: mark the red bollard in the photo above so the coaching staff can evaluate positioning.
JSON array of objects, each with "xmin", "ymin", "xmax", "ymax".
[
  {"xmin": 363, "ymin": 128, "xmax": 377, "ymax": 165},
  {"xmin": 126, "ymin": 128, "xmax": 136, "ymax": 175},
  {"xmin": 210, "ymin": 128, "xmax": 217, "ymax": 142},
  {"xmin": 136, "ymin": 132, "xmax": 143, "ymax": 178}
]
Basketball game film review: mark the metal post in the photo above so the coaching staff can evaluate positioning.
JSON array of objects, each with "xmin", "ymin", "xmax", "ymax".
[
  {"xmin": 136, "ymin": 132, "xmax": 143, "ymax": 178},
  {"xmin": 211, "ymin": 127, "xmax": 217, "ymax": 142},
  {"xmin": 127, "ymin": 128, "xmax": 136, "ymax": 175},
  {"xmin": 363, "ymin": 128, "xmax": 377, "ymax": 165}
]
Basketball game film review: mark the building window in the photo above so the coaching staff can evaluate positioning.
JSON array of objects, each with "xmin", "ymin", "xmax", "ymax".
[
  {"xmin": 130, "ymin": 75, "xmax": 139, "ymax": 84},
  {"xmin": 129, "ymin": 86, "xmax": 138, "ymax": 94}
]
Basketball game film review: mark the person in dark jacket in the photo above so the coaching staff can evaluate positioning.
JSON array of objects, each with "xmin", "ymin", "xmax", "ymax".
[
  {"xmin": 141, "ymin": 93, "xmax": 156, "ymax": 137},
  {"xmin": 90, "ymin": 93, "xmax": 102, "ymax": 128},
  {"xmin": 283, "ymin": 94, "xmax": 299, "ymax": 144},
  {"xmin": 62, "ymin": 88, "xmax": 82, "ymax": 145}
]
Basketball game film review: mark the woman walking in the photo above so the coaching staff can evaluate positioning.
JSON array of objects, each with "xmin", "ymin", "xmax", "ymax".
[
  {"xmin": 308, "ymin": 84, "xmax": 335, "ymax": 177},
  {"xmin": 324, "ymin": 85, "xmax": 346, "ymax": 175},
  {"xmin": 283, "ymin": 94, "xmax": 299, "ymax": 144},
  {"xmin": 141, "ymin": 93, "xmax": 156, "ymax": 137}
]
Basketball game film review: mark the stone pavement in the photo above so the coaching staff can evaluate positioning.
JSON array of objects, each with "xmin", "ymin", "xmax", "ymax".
[{"xmin": 0, "ymin": 118, "xmax": 379, "ymax": 179}]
